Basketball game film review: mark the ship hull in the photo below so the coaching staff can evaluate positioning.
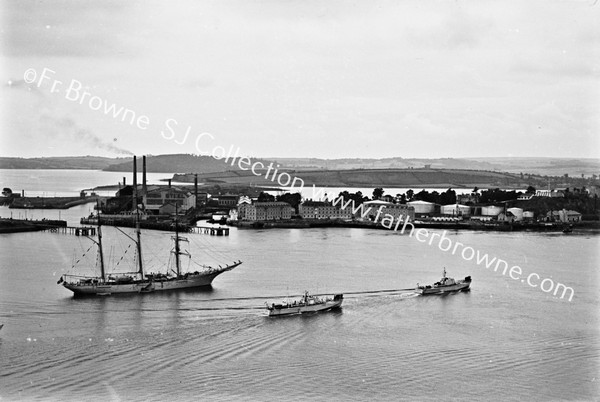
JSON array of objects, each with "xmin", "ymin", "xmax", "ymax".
[
  {"xmin": 268, "ymin": 299, "xmax": 343, "ymax": 316},
  {"xmin": 417, "ymin": 282, "xmax": 470, "ymax": 295},
  {"xmin": 63, "ymin": 264, "xmax": 241, "ymax": 296}
]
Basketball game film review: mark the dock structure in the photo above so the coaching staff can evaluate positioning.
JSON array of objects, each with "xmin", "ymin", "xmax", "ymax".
[
  {"xmin": 191, "ymin": 226, "xmax": 230, "ymax": 236},
  {"xmin": 43, "ymin": 226, "xmax": 97, "ymax": 236},
  {"xmin": 79, "ymin": 217, "xmax": 230, "ymax": 235}
]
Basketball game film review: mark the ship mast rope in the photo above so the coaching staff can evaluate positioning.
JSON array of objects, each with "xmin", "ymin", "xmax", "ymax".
[
  {"xmin": 188, "ymin": 234, "xmax": 237, "ymax": 265},
  {"xmin": 69, "ymin": 232, "xmax": 140, "ymax": 276},
  {"xmin": 144, "ymin": 229, "xmax": 239, "ymax": 267},
  {"xmin": 69, "ymin": 227, "xmax": 236, "ymax": 276},
  {"xmin": 70, "ymin": 244, "xmax": 94, "ymax": 269},
  {"xmin": 103, "ymin": 237, "xmax": 137, "ymax": 275}
]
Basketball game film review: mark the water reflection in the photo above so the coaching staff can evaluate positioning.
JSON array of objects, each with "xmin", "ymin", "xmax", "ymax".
[{"xmin": 55, "ymin": 287, "xmax": 222, "ymax": 338}]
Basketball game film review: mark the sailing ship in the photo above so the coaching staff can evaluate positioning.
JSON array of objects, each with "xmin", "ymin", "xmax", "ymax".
[
  {"xmin": 58, "ymin": 184, "xmax": 241, "ymax": 296},
  {"xmin": 416, "ymin": 269, "xmax": 471, "ymax": 295},
  {"xmin": 266, "ymin": 291, "xmax": 344, "ymax": 316}
]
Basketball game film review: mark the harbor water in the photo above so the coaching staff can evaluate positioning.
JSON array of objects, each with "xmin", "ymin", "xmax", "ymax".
[{"xmin": 0, "ymin": 170, "xmax": 599, "ymax": 401}]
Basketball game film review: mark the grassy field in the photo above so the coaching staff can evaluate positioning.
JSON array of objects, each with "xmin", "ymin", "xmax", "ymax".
[{"xmin": 174, "ymin": 167, "xmax": 526, "ymax": 189}]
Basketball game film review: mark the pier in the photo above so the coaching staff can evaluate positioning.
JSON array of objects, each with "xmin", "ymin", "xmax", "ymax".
[
  {"xmin": 191, "ymin": 226, "xmax": 230, "ymax": 236},
  {"xmin": 0, "ymin": 218, "xmax": 68, "ymax": 234},
  {"xmin": 43, "ymin": 226, "xmax": 97, "ymax": 236},
  {"xmin": 9, "ymin": 195, "xmax": 99, "ymax": 209}
]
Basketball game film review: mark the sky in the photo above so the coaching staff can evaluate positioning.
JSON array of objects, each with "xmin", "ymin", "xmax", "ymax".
[{"xmin": 1, "ymin": 0, "xmax": 599, "ymax": 159}]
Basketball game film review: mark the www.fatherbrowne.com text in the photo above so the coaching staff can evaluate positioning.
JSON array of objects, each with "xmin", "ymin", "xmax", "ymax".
[
  {"xmin": 322, "ymin": 190, "xmax": 575, "ymax": 302},
  {"xmin": 24, "ymin": 66, "xmax": 575, "ymax": 302}
]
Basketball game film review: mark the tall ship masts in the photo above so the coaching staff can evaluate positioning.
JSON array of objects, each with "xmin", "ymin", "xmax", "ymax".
[
  {"xmin": 133, "ymin": 156, "xmax": 144, "ymax": 280},
  {"xmin": 58, "ymin": 155, "xmax": 242, "ymax": 296},
  {"xmin": 174, "ymin": 206, "xmax": 181, "ymax": 276},
  {"xmin": 96, "ymin": 210, "xmax": 106, "ymax": 282}
]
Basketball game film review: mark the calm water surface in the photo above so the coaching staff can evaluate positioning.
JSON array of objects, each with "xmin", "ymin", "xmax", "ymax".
[
  {"xmin": 0, "ymin": 170, "xmax": 599, "ymax": 401},
  {"xmin": 0, "ymin": 169, "xmax": 170, "ymax": 198}
]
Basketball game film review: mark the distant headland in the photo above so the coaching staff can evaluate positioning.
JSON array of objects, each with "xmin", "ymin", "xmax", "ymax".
[{"xmin": 1, "ymin": 155, "xmax": 599, "ymax": 178}]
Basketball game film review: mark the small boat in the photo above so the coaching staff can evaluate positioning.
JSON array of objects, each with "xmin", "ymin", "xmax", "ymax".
[
  {"xmin": 209, "ymin": 213, "xmax": 229, "ymax": 224},
  {"xmin": 416, "ymin": 269, "xmax": 471, "ymax": 295},
  {"xmin": 267, "ymin": 291, "xmax": 343, "ymax": 316}
]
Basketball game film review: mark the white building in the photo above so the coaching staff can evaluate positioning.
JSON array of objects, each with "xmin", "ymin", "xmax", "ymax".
[
  {"xmin": 535, "ymin": 189, "xmax": 565, "ymax": 198},
  {"xmin": 237, "ymin": 203, "xmax": 256, "ymax": 221},
  {"xmin": 481, "ymin": 206, "xmax": 503, "ymax": 216},
  {"xmin": 506, "ymin": 207, "xmax": 524, "ymax": 221}
]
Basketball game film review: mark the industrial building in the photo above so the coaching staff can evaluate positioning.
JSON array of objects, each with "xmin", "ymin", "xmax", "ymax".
[
  {"xmin": 236, "ymin": 201, "xmax": 294, "ymax": 221},
  {"xmin": 362, "ymin": 200, "xmax": 415, "ymax": 221},
  {"xmin": 407, "ymin": 200, "xmax": 436, "ymax": 216},
  {"xmin": 299, "ymin": 201, "xmax": 353, "ymax": 220},
  {"xmin": 143, "ymin": 185, "xmax": 198, "ymax": 214},
  {"xmin": 547, "ymin": 210, "xmax": 583, "ymax": 223},
  {"xmin": 440, "ymin": 203, "xmax": 471, "ymax": 216}
]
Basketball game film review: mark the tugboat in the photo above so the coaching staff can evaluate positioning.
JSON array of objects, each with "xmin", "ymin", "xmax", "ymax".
[
  {"xmin": 416, "ymin": 269, "xmax": 471, "ymax": 295},
  {"xmin": 266, "ymin": 291, "xmax": 344, "ymax": 316}
]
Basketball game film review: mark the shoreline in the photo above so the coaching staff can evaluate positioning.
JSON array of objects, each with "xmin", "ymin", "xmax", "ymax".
[{"xmin": 227, "ymin": 218, "xmax": 600, "ymax": 232}]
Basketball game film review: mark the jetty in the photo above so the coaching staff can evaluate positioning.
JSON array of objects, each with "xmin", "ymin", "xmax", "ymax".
[
  {"xmin": 80, "ymin": 217, "xmax": 189, "ymax": 232},
  {"xmin": 191, "ymin": 226, "xmax": 230, "ymax": 236},
  {"xmin": 42, "ymin": 226, "xmax": 97, "ymax": 236},
  {"xmin": 8, "ymin": 195, "xmax": 99, "ymax": 209},
  {"xmin": 0, "ymin": 218, "xmax": 68, "ymax": 234},
  {"xmin": 79, "ymin": 217, "xmax": 230, "ymax": 235}
]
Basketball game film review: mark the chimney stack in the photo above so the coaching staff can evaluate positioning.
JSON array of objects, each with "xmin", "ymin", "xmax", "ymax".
[
  {"xmin": 132, "ymin": 156, "xmax": 138, "ymax": 210},
  {"xmin": 142, "ymin": 155, "xmax": 147, "ymax": 195},
  {"xmin": 194, "ymin": 174, "xmax": 198, "ymax": 208},
  {"xmin": 168, "ymin": 179, "xmax": 172, "ymax": 188},
  {"xmin": 123, "ymin": 177, "xmax": 126, "ymax": 187}
]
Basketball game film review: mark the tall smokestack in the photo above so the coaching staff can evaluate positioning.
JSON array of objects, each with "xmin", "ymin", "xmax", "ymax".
[
  {"xmin": 132, "ymin": 156, "xmax": 138, "ymax": 210},
  {"xmin": 194, "ymin": 174, "xmax": 198, "ymax": 208},
  {"xmin": 142, "ymin": 155, "xmax": 147, "ymax": 195},
  {"xmin": 168, "ymin": 179, "xmax": 171, "ymax": 188},
  {"xmin": 123, "ymin": 177, "xmax": 126, "ymax": 187}
]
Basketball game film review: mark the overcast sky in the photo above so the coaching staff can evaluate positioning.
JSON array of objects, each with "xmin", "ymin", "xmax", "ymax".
[{"xmin": 1, "ymin": 0, "xmax": 599, "ymax": 159}]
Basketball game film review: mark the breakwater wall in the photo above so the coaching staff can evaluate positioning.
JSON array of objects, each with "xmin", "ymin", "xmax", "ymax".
[{"xmin": 0, "ymin": 218, "xmax": 67, "ymax": 233}]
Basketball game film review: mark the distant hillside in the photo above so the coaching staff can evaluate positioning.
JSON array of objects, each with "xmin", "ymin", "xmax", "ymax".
[
  {"xmin": 268, "ymin": 157, "xmax": 600, "ymax": 177},
  {"xmin": 466, "ymin": 157, "xmax": 600, "ymax": 177},
  {"xmin": 2, "ymin": 154, "xmax": 598, "ymax": 178},
  {"xmin": 102, "ymin": 154, "xmax": 277, "ymax": 174},
  {"xmin": 267, "ymin": 157, "xmax": 498, "ymax": 171},
  {"xmin": 174, "ymin": 167, "xmax": 527, "ymax": 189},
  {"xmin": 289, "ymin": 168, "xmax": 523, "ymax": 188},
  {"xmin": 0, "ymin": 156, "xmax": 121, "ymax": 170}
]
